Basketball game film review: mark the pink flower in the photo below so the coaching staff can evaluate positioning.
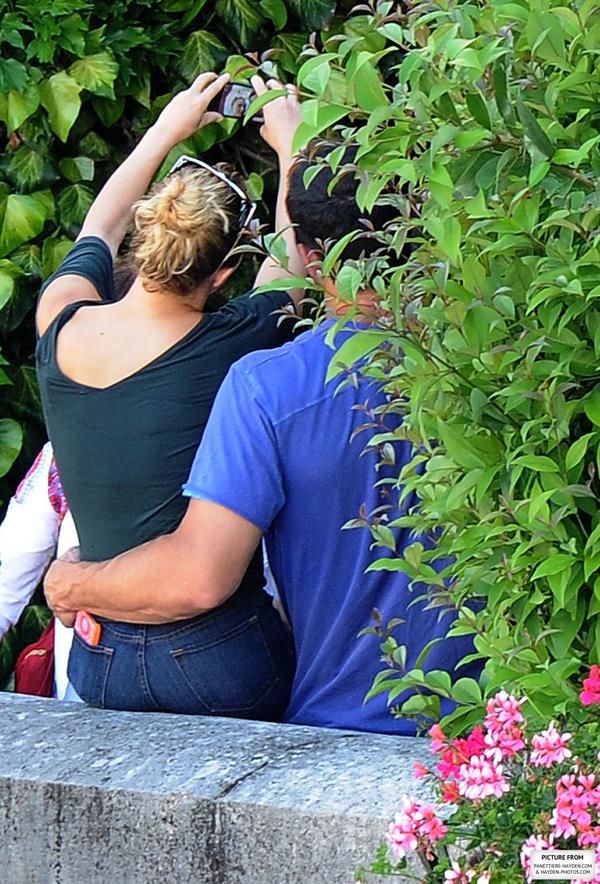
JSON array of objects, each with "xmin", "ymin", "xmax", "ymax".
[
  {"xmin": 484, "ymin": 726, "xmax": 526, "ymax": 762},
  {"xmin": 581, "ymin": 666, "xmax": 600, "ymax": 706},
  {"xmin": 387, "ymin": 811, "xmax": 418, "ymax": 858},
  {"xmin": 386, "ymin": 797, "xmax": 448, "ymax": 860},
  {"xmin": 436, "ymin": 727, "xmax": 488, "ymax": 800},
  {"xmin": 477, "ymin": 873, "xmax": 491, "ymax": 884},
  {"xmin": 457, "ymin": 755, "xmax": 510, "ymax": 802},
  {"xmin": 413, "ymin": 762, "xmax": 430, "ymax": 779},
  {"xmin": 444, "ymin": 862, "xmax": 475, "ymax": 883},
  {"xmin": 521, "ymin": 834, "xmax": 553, "ymax": 882},
  {"xmin": 429, "ymin": 723, "xmax": 448, "ymax": 754},
  {"xmin": 551, "ymin": 774, "xmax": 600, "ymax": 842},
  {"xmin": 484, "ymin": 690, "xmax": 526, "ymax": 734},
  {"xmin": 482, "ymin": 691, "xmax": 527, "ymax": 761},
  {"xmin": 530, "ymin": 721, "xmax": 573, "ymax": 768}
]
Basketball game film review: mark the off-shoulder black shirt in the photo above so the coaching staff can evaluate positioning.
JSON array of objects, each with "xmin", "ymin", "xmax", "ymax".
[{"xmin": 36, "ymin": 237, "xmax": 295, "ymax": 605}]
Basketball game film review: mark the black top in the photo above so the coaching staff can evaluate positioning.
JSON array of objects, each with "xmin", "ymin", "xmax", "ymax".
[{"xmin": 36, "ymin": 237, "xmax": 295, "ymax": 605}]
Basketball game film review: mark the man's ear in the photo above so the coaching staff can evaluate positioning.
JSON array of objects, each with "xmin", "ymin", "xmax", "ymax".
[{"xmin": 298, "ymin": 243, "xmax": 324, "ymax": 284}]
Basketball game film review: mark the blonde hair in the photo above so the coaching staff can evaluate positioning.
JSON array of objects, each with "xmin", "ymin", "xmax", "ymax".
[{"xmin": 130, "ymin": 164, "xmax": 244, "ymax": 296}]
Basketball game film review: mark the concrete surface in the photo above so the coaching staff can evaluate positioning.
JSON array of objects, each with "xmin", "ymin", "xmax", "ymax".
[{"xmin": 0, "ymin": 693, "xmax": 433, "ymax": 884}]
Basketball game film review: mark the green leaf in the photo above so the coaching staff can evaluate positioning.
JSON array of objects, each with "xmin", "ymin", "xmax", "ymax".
[
  {"xmin": 41, "ymin": 237, "xmax": 74, "ymax": 279},
  {"xmin": 0, "ymin": 628, "xmax": 18, "ymax": 690},
  {"xmin": 585, "ymin": 390, "xmax": 600, "ymax": 426},
  {"xmin": 69, "ymin": 53, "xmax": 119, "ymax": 99},
  {"xmin": 466, "ymin": 92, "xmax": 492, "ymax": 130},
  {"xmin": 0, "ymin": 259, "xmax": 22, "ymax": 311},
  {"xmin": 246, "ymin": 172, "xmax": 264, "ymax": 201},
  {"xmin": 424, "ymin": 669, "xmax": 452, "ymax": 695},
  {"xmin": 436, "ymin": 420, "xmax": 486, "ymax": 469},
  {"xmin": 322, "ymin": 230, "xmax": 361, "ymax": 276},
  {"xmin": 286, "ymin": 0, "xmax": 335, "ymax": 29},
  {"xmin": 566, "ymin": 433, "xmax": 595, "ymax": 471},
  {"xmin": 0, "ymin": 83, "xmax": 39, "ymax": 133},
  {"xmin": 216, "ymin": 0, "xmax": 265, "ymax": 45},
  {"xmin": 0, "ymin": 418, "xmax": 22, "ymax": 477},
  {"xmin": 297, "ymin": 55, "xmax": 333, "ymax": 96},
  {"xmin": 58, "ymin": 157, "xmax": 95, "ymax": 183},
  {"xmin": 5, "ymin": 147, "xmax": 46, "ymax": 191},
  {"xmin": 243, "ymin": 88, "xmax": 288, "ymax": 124},
  {"xmin": 529, "ymin": 161, "xmax": 550, "ymax": 187},
  {"xmin": 451, "ymin": 678, "xmax": 482, "ymax": 705},
  {"xmin": 352, "ymin": 60, "xmax": 388, "ymax": 112},
  {"xmin": 492, "ymin": 57, "xmax": 513, "ymax": 123},
  {"xmin": 58, "ymin": 185, "xmax": 95, "ymax": 232},
  {"xmin": 260, "ymin": 0, "xmax": 287, "ymax": 29},
  {"xmin": 39, "ymin": 72, "xmax": 82, "ymax": 142},
  {"xmin": 0, "ymin": 58, "xmax": 28, "ymax": 94},
  {"xmin": 513, "ymin": 454, "xmax": 560, "ymax": 472},
  {"xmin": 326, "ymin": 330, "xmax": 389, "ymax": 382},
  {"xmin": 516, "ymin": 95, "xmax": 554, "ymax": 158},
  {"xmin": 425, "ymin": 215, "xmax": 461, "ymax": 264},
  {"xmin": 0, "ymin": 192, "xmax": 50, "ymax": 257},
  {"xmin": 532, "ymin": 554, "xmax": 575, "ymax": 580},
  {"xmin": 180, "ymin": 30, "xmax": 228, "ymax": 80},
  {"xmin": 17, "ymin": 604, "xmax": 51, "ymax": 647}
]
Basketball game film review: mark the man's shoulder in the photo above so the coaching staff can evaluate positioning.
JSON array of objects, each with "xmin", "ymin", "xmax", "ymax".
[{"xmin": 231, "ymin": 323, "xmax": 331, "ymax": 382}]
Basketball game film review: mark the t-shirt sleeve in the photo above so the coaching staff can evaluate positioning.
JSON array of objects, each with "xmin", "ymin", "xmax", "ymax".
[
  {"xmin": 40, "ymin": 236, "xmax": 116, "ymax": 302},
  {"xmin": 182, "ymin": 361, "xmax": 284, "ymax": 531},
  {"xmin": 220, "ymin": 290, "xmax": 297, "ymax": 349}
]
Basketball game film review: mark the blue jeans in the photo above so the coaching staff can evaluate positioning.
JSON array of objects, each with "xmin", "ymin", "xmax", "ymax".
[{"xmin": 67, "ymin": 603, "xmax": 295, "ymax": 721}]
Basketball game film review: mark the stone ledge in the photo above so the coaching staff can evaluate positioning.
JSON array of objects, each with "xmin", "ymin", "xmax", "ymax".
[{"xmin": 0, "ymin": 693, "xmax": 432, "ymax": 884}]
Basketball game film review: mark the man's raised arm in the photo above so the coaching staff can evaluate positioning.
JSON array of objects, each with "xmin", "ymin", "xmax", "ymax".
[{"xmin": 44, "ymin": 500, "xmax": 262, "ymax": 626}]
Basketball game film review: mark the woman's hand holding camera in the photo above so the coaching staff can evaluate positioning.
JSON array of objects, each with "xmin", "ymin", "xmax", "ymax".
[
  {"xmin": 153, "ymin": 72, "xmax": 231, "ymax": 148},
  {"xmin": 251, "ymin": 75, "xmax": 302, "ymax": 160}
]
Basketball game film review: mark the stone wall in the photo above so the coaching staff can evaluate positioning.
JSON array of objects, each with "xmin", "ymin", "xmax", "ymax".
[{"xmin": 0, "ymin": 694, "xmax": 432, "ymax": 884}]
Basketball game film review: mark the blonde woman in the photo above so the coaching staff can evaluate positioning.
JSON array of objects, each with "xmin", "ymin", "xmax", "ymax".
[{"xmin": 35, "ymin": 72, "xmax": 303, "ymax": 718}]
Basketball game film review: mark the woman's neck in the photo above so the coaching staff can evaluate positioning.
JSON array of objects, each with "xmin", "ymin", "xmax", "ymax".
[{"xmin": 122, "ymin": 276, "xmax": 210, "ymax": 316}]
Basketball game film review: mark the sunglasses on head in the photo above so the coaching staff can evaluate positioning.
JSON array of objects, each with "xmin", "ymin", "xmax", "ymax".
[{"xmin": 167, "ymin": 154, "xmax": 257, "ymax": 230}]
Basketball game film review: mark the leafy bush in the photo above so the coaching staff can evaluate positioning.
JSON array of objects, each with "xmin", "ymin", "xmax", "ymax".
[
  {"xmin": 293, "ymin": 0, "xmax": 600, "ymax": 731},
  {"xmin": 0, "ymin": 0, "xmax": 339, "ymax": 501}
]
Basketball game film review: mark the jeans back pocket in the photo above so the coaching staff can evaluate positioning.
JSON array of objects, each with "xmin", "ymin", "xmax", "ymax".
[
  {"xmin": 67, "ymin": 631, "xmax": 114, "ymax": 708},
  {"xmin": 170, "ymin": 614, "xmax": 279, "ymax": 715}
]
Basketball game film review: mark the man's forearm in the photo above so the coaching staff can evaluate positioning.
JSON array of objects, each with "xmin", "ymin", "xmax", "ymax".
[
  {"xmin": 47, "ymin": 534, "xmax": 224, "ymax": 625},
  {"xmin": 45, "ymin": 499, "xmax": 262, "ymax": 626}
]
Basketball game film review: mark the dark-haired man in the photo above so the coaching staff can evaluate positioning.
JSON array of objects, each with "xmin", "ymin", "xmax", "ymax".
[{"xmin": 46, "ymin": 111, "xmax": 478, "ymax": 735}]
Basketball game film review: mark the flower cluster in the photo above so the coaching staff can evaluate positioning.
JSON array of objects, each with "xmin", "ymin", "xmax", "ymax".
[
  {"xmin": 363, "ymin": 669, "xmax": 600, "ymax": 884},
  {"xmin": 483, "ymin": 690, "xmax": 527, "ymax": 762},
  {"xmin": 426, "ymin": 691, "xmax": 527, "ymax": 804},
  {"xmin": 387, "ymin": 797, "xmax": 448, "ymax": 860},
  {"xmin": 551, "ymin": 773, "xmax": 600, "ymax": 845},
  {"xmin": 530, "ymin": 721, "xmax": 573, "ymax": 768},
  {"xmin": 581, "ymin": 666, "xmax": 600, "ymax": 707}
]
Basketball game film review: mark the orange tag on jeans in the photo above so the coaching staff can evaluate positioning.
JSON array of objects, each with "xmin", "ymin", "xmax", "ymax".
[{"xmin": 75, "ymin": 611, "xmax": 102, "ymax": 646}]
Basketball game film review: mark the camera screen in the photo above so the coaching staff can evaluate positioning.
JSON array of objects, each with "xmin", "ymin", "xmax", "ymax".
[{"xmin": 222, "ymin": 84, "xmax": 254, "ymax": 118}]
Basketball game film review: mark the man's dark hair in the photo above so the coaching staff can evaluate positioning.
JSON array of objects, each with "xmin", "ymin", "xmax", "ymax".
[{"xmin": 286, "ymin": 141, "xmax": 398, "ymax": 262}]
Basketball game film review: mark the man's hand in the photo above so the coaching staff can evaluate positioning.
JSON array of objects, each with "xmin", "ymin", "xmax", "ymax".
[
  {"xmin": 251, "ymin": 75, "xmax": 301, "ymax": 159},
  {"xmin": 153, "ymin": 71, "xmax": 230, "ymax": 147},
  {"xmin": 45, "ymin": 557, "xmax": 87, "ymax": 627}
]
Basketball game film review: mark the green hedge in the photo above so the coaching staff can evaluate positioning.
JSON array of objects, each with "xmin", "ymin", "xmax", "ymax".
[{"xmin": 291, "ymin": 0, "xmax": 600, "ymax": 730}]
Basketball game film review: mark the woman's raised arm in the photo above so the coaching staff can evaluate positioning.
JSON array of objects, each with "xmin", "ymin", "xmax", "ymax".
[{"xmin": 36, "ymin": 72, "xmax": 229, "ymax": 335}]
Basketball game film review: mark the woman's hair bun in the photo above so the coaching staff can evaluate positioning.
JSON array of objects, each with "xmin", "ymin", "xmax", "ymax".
[{"xmin": 130, "ymin": 163, "xmax": 246, "ymax": 297}]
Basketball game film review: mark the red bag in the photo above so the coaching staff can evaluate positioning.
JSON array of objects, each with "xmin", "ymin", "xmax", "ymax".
[{"xmin": 14, "ymin": 619, "xmax": 55, "ymax": 697}]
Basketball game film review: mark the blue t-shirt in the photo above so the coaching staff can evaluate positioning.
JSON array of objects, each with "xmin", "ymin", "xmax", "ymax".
[{"xmin": 183, "ymin": 322, "xmax": 479, "ymax": 735}]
